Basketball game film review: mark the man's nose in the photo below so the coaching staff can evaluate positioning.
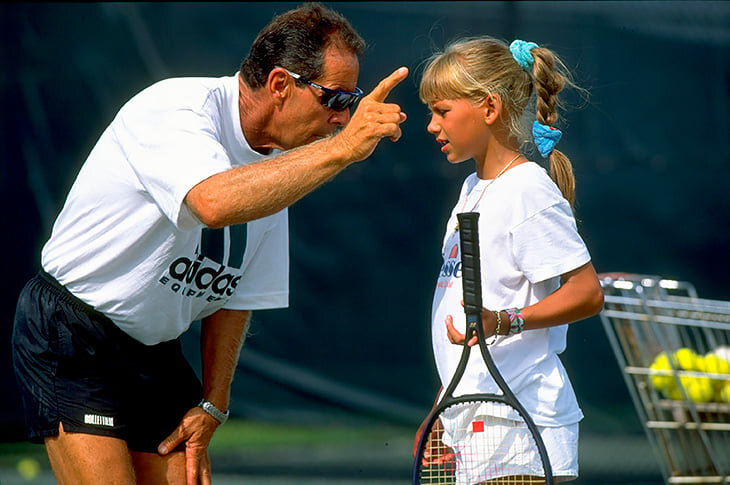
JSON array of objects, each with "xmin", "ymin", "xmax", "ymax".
[{"xmin": 330, "ymin": 109, "xmax": 351, "ymax": 126}]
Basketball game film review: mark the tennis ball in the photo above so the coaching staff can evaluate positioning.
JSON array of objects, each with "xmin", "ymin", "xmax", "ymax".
[
  {"xmin": 17, "ymin": 457, "xmax": 40, "ymax": 480},
  {"xmin": 703, "ymin": 353, "xmax": 730, "ymax": 385},
  {"xmin": 665, "ymin": 385, "xmax": 684, "ymax": 401},
  {"xmin": 704, "ymin": 353, "xmax": 730, "ymax": 373},
  {"xmin": 649, "ymin": 352, "xmax": 674, "ymax": 393},
  {"xmin": 703, "ymin": 352, "xmax": 730, "ymax": 400},
  {"xmin": 719, "ymin": 381, "xmax": 730, "ymax": 403},
  {"xmin": 672, "ymin": 348, "xmax": 699, "ymax": 370},
  {"xmin": 680, "ymin": 376, "xmax": 714, "ymax": 403}
]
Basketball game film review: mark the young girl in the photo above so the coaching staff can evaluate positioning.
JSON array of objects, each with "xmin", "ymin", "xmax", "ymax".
[{"xmin": 415, "ymin": 37, "xmax": 604, "ymax": 483}]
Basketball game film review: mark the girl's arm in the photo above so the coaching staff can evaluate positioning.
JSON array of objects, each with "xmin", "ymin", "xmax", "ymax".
[
  {"xmin": 446, "ymin": 262, "xmax": 604, "ymax": 345},
  {"xmin": 520, "ymin": 261, "xmax": 604, "ymax": 330}
]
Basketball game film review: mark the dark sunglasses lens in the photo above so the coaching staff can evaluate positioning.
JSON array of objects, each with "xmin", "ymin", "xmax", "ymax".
[{"xmin": 326, "ymin": 93, "xmax": 358, "ymax": 112}]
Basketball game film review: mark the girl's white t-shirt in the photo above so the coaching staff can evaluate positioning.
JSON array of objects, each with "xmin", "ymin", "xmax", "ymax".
[
  {"xmin": 42, "ymin": 74, "xmax": 289, "ymax": 345},
  {"xmin": 431, "ymin": 162, "xmax": 591, "ymax": 427}
]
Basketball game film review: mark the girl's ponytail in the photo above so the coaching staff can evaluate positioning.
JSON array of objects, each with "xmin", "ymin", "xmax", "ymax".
[{"xmin": 511, "ymin": 40, "xmax": 577, "ymax": 207}]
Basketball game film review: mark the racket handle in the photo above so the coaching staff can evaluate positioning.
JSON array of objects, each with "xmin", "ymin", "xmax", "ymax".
[{"xmin": 457, "ymin": 212, "xmax": 483, "ymax": 323}]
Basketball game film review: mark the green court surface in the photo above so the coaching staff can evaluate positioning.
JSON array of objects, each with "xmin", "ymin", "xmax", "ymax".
[{"xmin": 0, "ymin": 419, "xmax": 662, "ymax": 484}]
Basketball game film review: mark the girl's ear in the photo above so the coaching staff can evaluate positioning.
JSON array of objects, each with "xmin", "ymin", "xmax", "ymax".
[{"xmin": 482, "ymin": 94, "xmax": 502, "ymax": 125}]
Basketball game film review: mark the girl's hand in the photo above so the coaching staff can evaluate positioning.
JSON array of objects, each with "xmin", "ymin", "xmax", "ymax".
[
  {"xmin": 445, "ymin": 314, "xmax": 478, "ymax": 346},
  {"xmin": 445, "ymin": 307, "xmax": 501, "ymax": 346}
]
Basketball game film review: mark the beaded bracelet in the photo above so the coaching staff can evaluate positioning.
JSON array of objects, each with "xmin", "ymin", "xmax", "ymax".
[
  {"xmin": 504, "ymin": 308, "xmax": 525, "ymax": 335},
  {"xmin": 485, "ymin": 310, "xmax": 502, "ymax": 345}
]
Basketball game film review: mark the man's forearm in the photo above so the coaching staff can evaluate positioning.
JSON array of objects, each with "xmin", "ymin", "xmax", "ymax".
[
  {"xmin": 185, "ymin": 136, "xmax": 351, "ymax": 228},
  {"xmin": 200, "ymin": 309, "xmax": 251, "ymax": 412}
]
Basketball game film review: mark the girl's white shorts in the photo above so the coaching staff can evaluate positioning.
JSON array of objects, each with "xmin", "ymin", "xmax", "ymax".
[{"xmin": 442, "ymin": 410, "xmax": 579, "ymax": 484}]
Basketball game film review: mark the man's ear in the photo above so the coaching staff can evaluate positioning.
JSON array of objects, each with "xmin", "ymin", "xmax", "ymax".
[
  {"xmin": 482, "ymin": 93, "xmax": 502, "ymax": 125},
  {"xmin": 267, "ymin": 68, "xmax": 291, "ymax": 107}
]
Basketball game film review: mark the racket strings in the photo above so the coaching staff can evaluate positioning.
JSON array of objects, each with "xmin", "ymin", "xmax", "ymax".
[{"xmin": 417, "ymin": 400, "xmax": 547, "ymax": 484}]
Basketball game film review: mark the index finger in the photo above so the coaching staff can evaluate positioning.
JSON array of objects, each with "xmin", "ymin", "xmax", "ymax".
[
  {"xmin": 368, "ymin": 66, "xmax": 409, "ymax": 103},
  {"xmin": 158, "ymin": 425, "xmax": 184, "ymax": 455}
]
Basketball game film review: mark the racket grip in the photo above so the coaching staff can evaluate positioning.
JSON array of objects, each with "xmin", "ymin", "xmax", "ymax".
[{"xmin": 457, "ymin": 212, "xmax": 483, "ymax": 320}]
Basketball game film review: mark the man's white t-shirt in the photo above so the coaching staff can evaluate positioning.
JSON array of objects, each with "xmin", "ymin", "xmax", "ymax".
[
  {"xmin": 42, "ymin": 74, "xmax": 289, "ymax": 345},
  {"xmin": 432, "ymin": 162, "xmax": 590, "ymax": 427}
]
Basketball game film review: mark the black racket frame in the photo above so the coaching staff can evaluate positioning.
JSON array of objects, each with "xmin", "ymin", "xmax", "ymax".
[{"xmin": 412, "ymin": 212, "xmax": 553, "ymax": 485}]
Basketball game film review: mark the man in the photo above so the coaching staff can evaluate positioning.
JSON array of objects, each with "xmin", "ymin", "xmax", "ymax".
[{"xmin": 12, "ymin": 3, "xmax": 408, "ymax": 484}]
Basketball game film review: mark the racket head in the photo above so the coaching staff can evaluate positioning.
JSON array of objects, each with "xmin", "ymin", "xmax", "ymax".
[{"xmin": 413, "ymin": 396, "xmax": 550, "ymax": 485}]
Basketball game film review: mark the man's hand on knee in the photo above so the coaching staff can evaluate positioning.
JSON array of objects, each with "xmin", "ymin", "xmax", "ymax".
[{"xmin": 158, "ymin": 407, "xmax": 218, "ymax": 485}]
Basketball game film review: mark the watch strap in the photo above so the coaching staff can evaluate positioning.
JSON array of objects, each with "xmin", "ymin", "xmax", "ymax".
[{"xmin": 198, "ymin": 399, "xmax": 229, "ymax": 425}]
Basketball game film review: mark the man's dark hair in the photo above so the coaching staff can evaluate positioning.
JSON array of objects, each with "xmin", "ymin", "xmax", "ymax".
[{"xmin": 240, "ymin": 3, "xmax": 367, "ymax": 89}]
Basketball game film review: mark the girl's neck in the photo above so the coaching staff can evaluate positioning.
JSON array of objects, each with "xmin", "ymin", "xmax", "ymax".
[{"xmin": 475, "ymin": 146, "xmax": 524, "ymax": 179}]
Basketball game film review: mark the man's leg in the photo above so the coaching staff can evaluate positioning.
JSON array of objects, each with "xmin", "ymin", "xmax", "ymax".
[
  {"xmin": 131, "ymin": 449, "xmax": 187, "ymax": 484},
  {"xmin": 45, "ymin": 422, "xmax": 136, "ymax": 485}
]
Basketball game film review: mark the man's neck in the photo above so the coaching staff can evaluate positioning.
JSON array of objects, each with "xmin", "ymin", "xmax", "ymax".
[{"xmin": 237, "ymin": 74, "xmax": 279, "ymax": 155}]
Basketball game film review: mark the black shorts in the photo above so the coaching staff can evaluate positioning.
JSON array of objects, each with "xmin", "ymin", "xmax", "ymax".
[{"xmin": 12, "ymin": 271, "xmax": 202, "ymax": 452}]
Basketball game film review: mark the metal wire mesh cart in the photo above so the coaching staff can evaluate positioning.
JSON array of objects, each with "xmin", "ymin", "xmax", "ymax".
[{"xmin": 599, "ymin": 273, "xmax": 730, "ymax": 484}]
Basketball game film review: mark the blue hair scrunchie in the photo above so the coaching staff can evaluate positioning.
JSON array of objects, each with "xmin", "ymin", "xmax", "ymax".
[
  {"xmin": 532, "ymin": 121, "xmax": 562, "ymax": 158},
  {"xmin": 510, "ymin": 40, "xmax": 538, "ymax": 71}
]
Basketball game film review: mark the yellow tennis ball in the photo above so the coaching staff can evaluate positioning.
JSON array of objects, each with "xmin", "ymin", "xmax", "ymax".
[
  {"xmin": 673, "ymin": 348, "xmax": 699, "ymax": 370},
  {"xmin": 649, "ymin": 352, "xmax": 674, "ymax": 392},
  {"xmin": 703, "ymin": 354, "xmax": 730, "ymax": 390},
  {"xmin": 703, "ymin": 353, "xmax": 730, "ymax": 374},
  {"xmin": 681, "ymin": 376, "xmax": 714, "ymax": 403},
  {"xmin": 17, "ymin": 457, "xmax": 40, "ymax": 480},
  {"xmin": 665, "ymin": 385, "xmax": 684, "ymax": 401},
  {"xmin": 719, "ymin": 381, "xmax": 730, "ymax": 403}
]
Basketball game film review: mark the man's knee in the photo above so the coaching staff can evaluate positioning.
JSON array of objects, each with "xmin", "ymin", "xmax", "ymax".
[{"xmin": 131, "ymin": 449, "xmax": 187, "ymax": 485}]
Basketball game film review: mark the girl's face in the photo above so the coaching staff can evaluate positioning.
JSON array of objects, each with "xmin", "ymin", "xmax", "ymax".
[{"xmin": 427, "ymin": 98, "xmax": 489, "ymax": 164}]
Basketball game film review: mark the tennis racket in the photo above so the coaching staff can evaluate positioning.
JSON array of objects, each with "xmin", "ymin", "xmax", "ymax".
[{"xmin": 413, "ymin": 212, "xmax": 553, "ymax": 485}]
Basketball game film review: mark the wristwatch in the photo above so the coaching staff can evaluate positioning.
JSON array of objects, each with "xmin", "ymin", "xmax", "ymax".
[{"xmin": 198, "ymin": 399, "xmax": 229, "ymax": 425}]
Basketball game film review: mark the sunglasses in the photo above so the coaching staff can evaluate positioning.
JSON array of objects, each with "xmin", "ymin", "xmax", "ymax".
[{"xmin": 282, "ymin": 68, "xmax": 363, "ymax": 112}]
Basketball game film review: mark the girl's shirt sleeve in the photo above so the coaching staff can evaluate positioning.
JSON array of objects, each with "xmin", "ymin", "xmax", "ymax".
[{"xmin": 509, "ymin": 200, "xmax": 591, "ymax": 284}]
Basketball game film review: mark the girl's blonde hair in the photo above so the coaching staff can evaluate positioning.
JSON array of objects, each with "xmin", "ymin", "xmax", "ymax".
[{"xmin": 420, "ymin": 37, "xmax": 579, "ymax": 206}]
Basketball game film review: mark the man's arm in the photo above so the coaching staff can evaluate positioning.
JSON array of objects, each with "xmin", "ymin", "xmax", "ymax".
[
  {"xmin": 185, "ymin": 67, "xmax": 409, "ymax": 228},
  {"xmin": 200, "ymin": 308, "xmax": 250, "ymax": 412},
  {"xmin": 158, "ymin": 309, "xmax": 250, "ymax": 485}
]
